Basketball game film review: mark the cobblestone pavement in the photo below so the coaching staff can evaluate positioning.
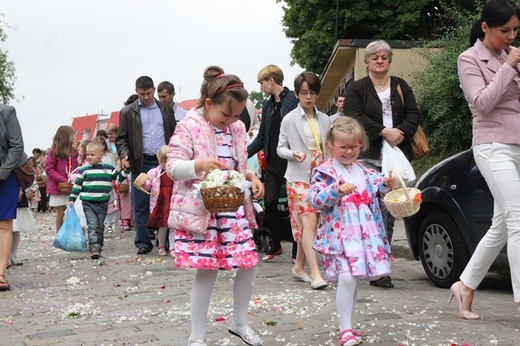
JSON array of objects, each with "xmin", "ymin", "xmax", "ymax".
[{"xmin": 1, "ymin": 212, "xmax": 517, "ymax": 346}]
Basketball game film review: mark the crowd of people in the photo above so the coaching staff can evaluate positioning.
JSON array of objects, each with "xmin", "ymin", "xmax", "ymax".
[{"xmin": 2, "ymin": 2, "xmax": 520, "ymax": 342}]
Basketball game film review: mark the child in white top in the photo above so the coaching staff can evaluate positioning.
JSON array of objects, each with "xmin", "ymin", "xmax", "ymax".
[{"xmin": 308, "ymin": 117, "xmax": 397, "ymax": 346}]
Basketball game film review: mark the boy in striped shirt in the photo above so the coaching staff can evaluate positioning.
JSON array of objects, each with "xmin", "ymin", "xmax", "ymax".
[{"xmin": 68, "ymin": 141, "xmax": 129, "ymax": 259}]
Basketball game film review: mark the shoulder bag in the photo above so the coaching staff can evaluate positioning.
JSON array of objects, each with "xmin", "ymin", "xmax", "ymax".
[
  {"xmin": 396, "ymin": 83, "xmax": 429, "ymax": 160},
  {"xmin": 14, "ymin": 161, "xmax": 35, "ymax": 190}
]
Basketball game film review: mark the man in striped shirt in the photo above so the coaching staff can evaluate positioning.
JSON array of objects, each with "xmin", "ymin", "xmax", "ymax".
[{"xmin": 68, "ymin": 141, "xmax": 129, "ymax": 259}]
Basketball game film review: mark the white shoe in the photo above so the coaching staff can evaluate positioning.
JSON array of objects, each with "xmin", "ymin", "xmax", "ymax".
[
  {"xmin": 188, "ymin": 339, "xmax": 207, "ymax": 346},
  {"xmin": 10, "ymin": 256, "xmax": 23, "ymax": 266},
  {"xmin": 228, "ymin": 321, "xmax": 263, "ymax": 346}
]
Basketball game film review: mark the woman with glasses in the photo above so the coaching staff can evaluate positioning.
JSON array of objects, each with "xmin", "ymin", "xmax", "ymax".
[
  {"xmin": 277, "ymin": 71, "xmax": 330, "ymax": 290},
  {"xmin": 344, "ymin": 39, "xmax": 421, "ymax": 288}
]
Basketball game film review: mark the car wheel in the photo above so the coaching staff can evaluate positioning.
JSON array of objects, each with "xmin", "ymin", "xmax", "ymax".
[{"xmin": 418, "ymin": 211, "xmax": 471, "ymax": 288}]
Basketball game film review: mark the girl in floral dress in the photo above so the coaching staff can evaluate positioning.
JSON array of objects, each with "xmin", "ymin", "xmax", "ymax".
[
  {"xmin": 166, "ymin": 66, "xmax": 264, "ymax": 346},
  {"xmin": 308, "ymin": 117, "xmax": 397, "ymax": 346}
]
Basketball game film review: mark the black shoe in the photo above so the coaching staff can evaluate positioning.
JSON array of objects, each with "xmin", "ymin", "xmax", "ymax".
[
  {"xmin": 370, "ymin": 276, "xmax": 394, "ymax": 288},
  {"xmin": 137, "ymin": 247, "xmax": 151, "ymax": 254}
]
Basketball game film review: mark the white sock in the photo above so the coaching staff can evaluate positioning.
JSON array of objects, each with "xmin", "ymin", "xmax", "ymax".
[
  {"xmin": 233, "ymin": 266, "xmax": 257, "ymax": 329},
  {"xmin": 190, "ymin": 269, "xmax": 218, "ymax": 340},
  {"xmin": 336, "ymin": 271, "xmax": 358, "ymax": 330}
]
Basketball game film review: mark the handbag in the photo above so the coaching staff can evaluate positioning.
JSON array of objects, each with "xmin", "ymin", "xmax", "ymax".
[
  {"xmin": 58, "ymin": 181, "xmax": 73, "ymax": 195},
  {"xmin": 53, "ymin": 205, "xmax": 87, "ymax": 251},
  {"xmin": 14, "ymin": 161, "xmax": 35, "ymax": 190},
  {"xmin": 396, "ymin": 83, "xmax": 429, "ymax": 160},
  {"xmin": 411, "ymin": 125, "xmax": 429, "ymax": 160}
]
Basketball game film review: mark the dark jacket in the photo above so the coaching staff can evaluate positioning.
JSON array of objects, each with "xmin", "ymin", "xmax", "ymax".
[
  {"xmin": 344, "ymin": 76, "xmax": 420, "ymax": 161},
  {"xmin": 247, "ymin": 86, "xmax": 298, "ymax": 158},
  {"xmin": 116, "ymin": 99, "xmax": 176, "ymax": 172}
]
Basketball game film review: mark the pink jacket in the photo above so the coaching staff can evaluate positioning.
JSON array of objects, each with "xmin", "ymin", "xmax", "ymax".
[
  {"xmin": 142, "ymin": 165, "xmax": 168, "ymax": 213},
  {"xmin": 458, "ymin": 39, "xmax": 520, "ymax": 146},
  {"xmin": 45, "ymin": 149, "xmax": 79, "ymax": 196},
  {"xmin": 166, "ymin": 108, "xmax": 257, "ymax": 234}
]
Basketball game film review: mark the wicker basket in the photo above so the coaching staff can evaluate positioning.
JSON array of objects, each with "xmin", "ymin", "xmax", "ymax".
[
  {"xmin": 117, "ymin": 183, "xmax": 130, "ymax": 194},
  {"xmin": 200, "ymin": 185, "xmax": 244, "ymax": 213},
  {"xmin": 58, "ymin": 181, "xmax": 73, "ymax": 196},
  {"xmin": 383, "ymin": 170, "xmax": 421, "ymax": 218},
  {"xmin": 132, "ymin": 173, "xmax": 152, "ymax": 195}
]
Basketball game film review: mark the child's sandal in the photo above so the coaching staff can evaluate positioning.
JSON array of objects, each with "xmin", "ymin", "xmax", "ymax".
[
  {"xmin": 158, "ymin": 246, "xmax": 167, "ymax": 256},
  {"xmin": 169, "ymin": 249, "xmax": 175, "ymax": 258},
  {"xmin": 338, "ymin": 328, "xmax": 362, "ymax": 346}
]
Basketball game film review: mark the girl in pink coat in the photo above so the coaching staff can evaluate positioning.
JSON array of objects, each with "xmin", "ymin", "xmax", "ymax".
[
  {"xmin": 166, "ymin": 66, "xmax": 264, "ymax": 346},
  {"xmin": 142, "ymin": 145, "xmax": 174, "ymax": 257}
]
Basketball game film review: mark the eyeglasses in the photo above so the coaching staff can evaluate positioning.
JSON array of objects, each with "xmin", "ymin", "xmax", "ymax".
[
  {"xmin": 333, "ymin": 143, "xmax": 362, "ymax": 152},
  {"xmin": 298, "ymin": 91, "xmax": 317, "ymax": 97}
]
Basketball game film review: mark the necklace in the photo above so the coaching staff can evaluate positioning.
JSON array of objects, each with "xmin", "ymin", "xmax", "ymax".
[{"xmin": 372, "ymin": 76, "xmax": 389, "ymax": 91}]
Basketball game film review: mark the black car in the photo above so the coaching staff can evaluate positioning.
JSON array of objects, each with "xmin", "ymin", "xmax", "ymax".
[{"xmin": 404, "ymin": 148, "xmax": 509, "ymax": 288}]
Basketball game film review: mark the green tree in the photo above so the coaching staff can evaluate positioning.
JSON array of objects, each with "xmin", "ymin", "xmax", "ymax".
[
  {"xmin": 278, "ymin": 0, "xmax": 478, "ymax": 74},
  {"xmin": 0, "ymin": 15, "xmax": 16, "ymax": 104},
  {"xmin": 412, "ymin": 0, "xmax": 494, "ymax": 157},
  {"xmin": 249, "ymin": 90, "xmax": 269, "ymax": 109}
]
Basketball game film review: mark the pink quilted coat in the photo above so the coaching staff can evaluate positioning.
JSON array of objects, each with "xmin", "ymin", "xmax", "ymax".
[
  {"xmin": 142, "ymin": 165, "xmax": 164, "ymax": 213},
  {"xmin": 166, "ymin": 108, "xmax": 257, "ymax": 234}
]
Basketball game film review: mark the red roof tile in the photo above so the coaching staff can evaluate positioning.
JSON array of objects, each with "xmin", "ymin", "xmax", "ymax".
[
  {"xmin": 178, "ymin": 98, "xmax": 198, "ymax": 111},
  {"xmin": 71, "ymin": 114, "xmax": 99, "ymax": 142},
  {"xmin": 109, "ymin": 111, "xmax": 120, "ymax": 126}
]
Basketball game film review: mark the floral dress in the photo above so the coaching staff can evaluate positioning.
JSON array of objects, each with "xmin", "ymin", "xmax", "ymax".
[
  {"xmin": 310, "ymin": 159, "xmax": 392, "ymax": 283},
  {"xmin": 174, "ymin": 127, "xmax": 259, "ymax": 271}
]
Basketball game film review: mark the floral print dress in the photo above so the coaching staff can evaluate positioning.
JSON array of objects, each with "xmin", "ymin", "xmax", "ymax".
[
  {"xmin": 174, "ymin": 127, "xmax": 259, "ymax": 271},
  {"xmin": 310, "ymin": 159, "xmax": 392, "ymax": 283}
]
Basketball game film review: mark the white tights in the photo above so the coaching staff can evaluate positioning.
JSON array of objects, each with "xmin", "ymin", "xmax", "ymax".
[
  {"xmin": 336, "ymin": 271, "xmax": 358, "ymax": 331},
  {"xmin": 157, "ymin": 227, "xmax": 174, "ymax": 250},
  {"xmin": 190, "ymin": 266, "xmax": 257, "ymax": 340}
]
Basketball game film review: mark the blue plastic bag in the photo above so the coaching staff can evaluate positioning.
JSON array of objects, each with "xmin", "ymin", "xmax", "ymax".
[{"xmin": 53, "ymin": 205, "xmax": 87, "ymax": 251}]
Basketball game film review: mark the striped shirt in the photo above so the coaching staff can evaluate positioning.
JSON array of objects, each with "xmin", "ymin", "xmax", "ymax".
[{"xmin": 69, "ymin": 163, "xmax": 128, "ymax": 203}]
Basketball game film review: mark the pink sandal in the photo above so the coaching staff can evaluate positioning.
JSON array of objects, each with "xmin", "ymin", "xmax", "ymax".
[
  {"xmin": 338, "ymin": 329, "xmax": 362, "ymax": 346},
  {"xmin": 169, "ymin": 249, "xmax": 175, "ymax": 258},
  {"xmin": 158, "ymin": 246, "xmax": 167, "ymax": 256}
]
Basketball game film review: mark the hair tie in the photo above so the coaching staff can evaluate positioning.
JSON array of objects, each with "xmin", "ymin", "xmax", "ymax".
[
  {"xmin": 217, "ymin": 73, "xmax": 225, "ymax": 78},
  {"xmin": 215, "ymin": 83, "xmax": 244, "ymax": 95}
]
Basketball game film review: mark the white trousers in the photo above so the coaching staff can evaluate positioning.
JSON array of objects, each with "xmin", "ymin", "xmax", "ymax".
[{"xmin": 460, "ymin": 143, "xmax": 520, "ymax": 302}]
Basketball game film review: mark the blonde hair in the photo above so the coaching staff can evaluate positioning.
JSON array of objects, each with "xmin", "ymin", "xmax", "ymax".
[
  {"xmin": 86, "ymin": 140, "xmax": 105, "ymax": 153},
  {"xmin": 326, "ymin": 117, "xmax": 369, "ymax": 154},
  {"xmin": 157, "ymin": 145, "xmax": 170, "ymax": 162},
  {"xmin": 257, "ymin": 64, "xmax": 284, "ymax": 85},
  {"xmin": 105, "ymin": 123, "xmax": 119, "ymax": 134}
]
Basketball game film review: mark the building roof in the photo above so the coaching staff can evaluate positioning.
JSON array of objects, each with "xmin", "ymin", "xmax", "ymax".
[
  {"xmin": 109, "ymin": 111, "xmax": 120, "ymax": 126},
  {"xmin": 71, "ymin": 114, "xmax": 99, "ymax": 142},
  {"xmin": 178, "ymin": 98, "xmax": 198, "ymax": 111}
]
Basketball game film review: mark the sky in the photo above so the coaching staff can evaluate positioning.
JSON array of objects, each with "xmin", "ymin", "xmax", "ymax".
[{"xmin": 1, "ymin": 0, "xmax": 303, "ymax": 154}]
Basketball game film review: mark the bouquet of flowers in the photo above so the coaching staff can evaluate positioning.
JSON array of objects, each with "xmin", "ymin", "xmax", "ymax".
[{"xmin": 199, "ymin": 169, "xmax": 249, "ymax": 213}]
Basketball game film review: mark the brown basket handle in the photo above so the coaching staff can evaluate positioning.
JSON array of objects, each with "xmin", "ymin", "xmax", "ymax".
[{"xmin": 389, "ymin": 169, "xmax": 411, "ymax": 201}]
